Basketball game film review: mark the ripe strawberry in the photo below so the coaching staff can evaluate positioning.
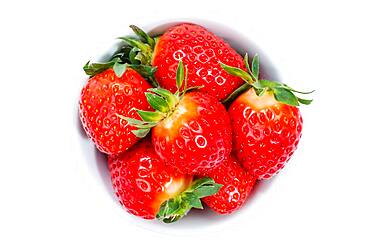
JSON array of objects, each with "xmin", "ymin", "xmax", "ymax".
[
  {"xmin": 119, "ymin": 24, "xmax": 246, "ymax": 101},
  {"xmin": 79, "ymin": 67, "xmax": 152, "ymax": 155},
  {"xmin": 108, "ymin": 139, "xmax": 222, "ymax": 222},
  {"xmin": 202, "ymin": 155, "xmax": 256, "ymax": 214},
  {"xmin": 152, "ymin": 90, "xmax": 232, "ymax": 175},
  {"xmin": 122, "ymin": 61, "xmax": 232, "ymax": 175},
  {"xmin": 221, "ymin": 53, "xmax": 313, "ymax": 179},
  {"xmin": 229, "ymin": 89, "xmax": 303, "ymax": 179}
]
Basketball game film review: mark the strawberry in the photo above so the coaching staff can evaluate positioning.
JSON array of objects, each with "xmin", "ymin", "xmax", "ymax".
[
  {"xmin": 229, "ymin": 89, "xmax": 304, "ymax": 179},
  {"xmin": 119, "ymin": 24, "xmax": 246, "ymax": 101},
  {"xmin": 202, "ymin": 155, "xmax": 256, "ymax": 214},
  {"xmin": 121, "ymin": 61, "xmax": 233, "ymax": 175},
  {"xmin": 152, "ymin": 90, "xmax": 232, "ymax": 174},
  {"xmin": 221, "ymin": 53, "xmax": 313, "ymax": 179},
  {"xmin": 79, "ymin": 67, "xmax": 152, "ymax": 155},
  {"xmin": 108, "ymin": 139, "xmax": 222, "ymax": 222}
]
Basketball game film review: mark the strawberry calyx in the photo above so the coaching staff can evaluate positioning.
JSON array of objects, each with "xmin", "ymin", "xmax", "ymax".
[
  {"xmin": 117, "ymin": 25, "xmax": 159, "ymax": 78},
  {"xmin": 156, "ymin": 177, "xmax": 222, "ymax": 223},
  {"xmin": 118, "ymin": 60, "xmax": 202, "ymax": 138},
  {"xmin": 128, "ymin": 25, "xmax": 156, "ymax": 49},
  {"xmin": 118, "ymin": 37, "xmax": 153, "ymax": 66},
  {"xmin": 220, "ymin": 53, "xmax": 314, "ymax": 107},
  {"xmin": 118, "ymin": 25, "xmax": 156, "ymax": 66},
  {"xmin": 83, "ymin": 25, "xmax": 158, "ymax": 85},
  {"xmin": 83, "ymin": 57, "xmax": 157, "ymax": 85}
]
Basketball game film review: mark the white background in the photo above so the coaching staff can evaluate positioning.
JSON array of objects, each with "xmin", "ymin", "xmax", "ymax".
[{"xmin": 1, "ymin": 0, "xmax": 369, "ymax": 246}]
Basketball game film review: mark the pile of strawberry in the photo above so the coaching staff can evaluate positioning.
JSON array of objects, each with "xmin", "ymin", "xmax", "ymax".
[{"xmin": 79, "ymin": 23, "xmax": 312, "ymax": 223}]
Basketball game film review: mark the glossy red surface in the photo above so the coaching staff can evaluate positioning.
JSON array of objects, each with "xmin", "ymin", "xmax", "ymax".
[
  {"xmin": 108, "ymin": 139, "xmax": 192, "ymax": 219},
  {"xmin": 152, "ymin": 23, "xmax": 246, "ymax": 101},
  {"xmin": 229, "ymin": 90, "xmax": 303, "ymax": 179},
  {"xmin": 79, "ymin": 68, "xmax": 152, "ymax": 155},
  {"xmin": 152, "ymin": 91, "xmax": 232, "ymax": 175},
  {"xmin": 202, "ymin": 155, "xmax": 256, "ymax": 214}
]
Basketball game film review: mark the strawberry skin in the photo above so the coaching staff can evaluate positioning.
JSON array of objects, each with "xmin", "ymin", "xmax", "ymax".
[
  {"xmin": 108, "ymin": 139, "xmax": 193, "ymax": 219},
  {"xmin": 152, "ymin": 23, "xmax": 246, "ymax": 101},
  {"xmin": 229, "ymin": 89, "xmax": 303, "ymax": 179},
  {"xmin": 79, "ymin": 68, "xmax": 152, "ymax": 155},
  {"xmin": 152, "ymin": 91, "xmax": 232, "ymax": 175},
  {"xmin": 202, "ymin": 155, "xmax": 256, "ymax": 214}
]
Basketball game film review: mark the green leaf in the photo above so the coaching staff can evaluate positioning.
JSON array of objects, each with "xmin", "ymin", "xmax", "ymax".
[
  {"xmin": 157, "ymin": 198, "xmax": 191, "ymax": 223},
  {"xmin": 132, "ymin": 128, "xmax": 151, "ymax": 138},
  {"xmin": 83, "ymin": 59, "xmax": 117, "ymax": 76},
  {"xmin": 156, "ymin": 198, "xmax": 180, "ymax": 219},
  {"xmin": 148, "ymin": 88, "xmax": 178, "ymax": 109},
  {"xmin": 129, "ymin": 25, "xmax": 155, "ymax": 48},
  {"xmin": 116, "ymin": 115, "xmax": 157, "ymax": 128},
  {"xmin": 252, "ymin": 80, "xmax": 263, "ymax": 90},
  {"xmin": 136, "ymin": 109, "xmax": 164, "ymax": 122},
  {"xmin": 189, "ymin": 177, "xmax": 213, "ymax": 190},
  {"xmin": 261, "ymin": 80, "xmax": 314, "ymax": 95},
  {"xmin": 185, "ymin": 85, "xmax": 204, "ymax": 91},
  {"xmin": 256, "ymin": 87, "xmax": 267, "ymax": 96},
  {"xmin": 259, "ymin": 80, "xmax": 314, "ymax": 104},
  {"xmin": 119, "ymin": 37, "xmax": 152, "ymax": 54},
  {"xmin": 244, "ymin": 52, "xmax": 251, "ymax": 72},
  {"xmin": 129, "ymin": 65, "xmax": 158, "ymax": 87},
  {"xmin": 119, "ymin": 36, "xmax": 152, "ymax": 64},
  {"xmin": 272, "ymin": 88, "xmax": 299, "ymax": 106},
  {"xmin": 113, "ymin": 62, "xmax": 127, "ymax": 78},
  {"xmin": 193, "ymin": 183, "xmax": 222, "ymax": 198},
  {"xmin": 183, "ymin": 64, "xmax": 189, "ymax": 93},
  {"xmin": 134, "ymin": 52, "xmax": 146, "ymax": 63},
  {"xmin": 117, "ymin": 115, "xmax": 144, "ymax": 126},
  {"xmin": 251, "ymin": 54, "xmax": 260, "ymax": 80},
  {"xmin": 189, "ymin": 177, "xmax": 222, "ymax": 198},
  {"xmin": 112, "ymin": 45, "xmax": 133, "ymax": 64},
  {"xmin": 220, "ymin": 62, "xmax": 254, "ymax": 84},
  {"xmin": 297, "ymin": 97, "xmax": 313, "ymax": 105},
  {"xmin": 130, "ymin": 64, "xmax": 157, "ymax": 77},
  {"xmin": 155, "ymin": 177, "xmax": 222, "ymax": 223},
  {"xmin": 118, "ymin": 37, "xmax": 146, "ymax": 51},
  {"xmin": 162, "ymin": 214, "xmax": 182, "ymax": 224},
  {"xmin": 112, "ymin": 52, "xmax": 124, "ymax": 59},
  {"xmin": 129, "ymin": 47, "xmax": 141, "ymax": 65},
  {"xmin": 222, "ymin": 83, "xmax": 252, "ymax": 106},
  {"xmin": 148, "ymin": 87, "xmax": 173, "ymax": 98},
  {"xmin": 287, "ymin": 88, "xmax": 315, "ymax": 95},
  {"xmin": 145, "ymin": 92, "xmax": 170, "ymax": 112},
  {"xmin": 176, "ymin": 60, "xmax": 185, "ymax": 89},
  {"xmin": 185, "ymin": 193, "xmax": 203, "ymax": 209},
  {"xmin": 259, "ymin": 79, "xmax": 283, "ymax": 88},
  {"xmin": 193, "ymin": 177, "xmax": 220, "ymax": 190}
]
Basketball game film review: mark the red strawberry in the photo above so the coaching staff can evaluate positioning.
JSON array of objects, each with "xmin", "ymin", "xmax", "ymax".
[
  {"xmin": 202, "ymin": 155, "xmax": 256, "ymax": 214},
  {"xmin": 120, "ymin": 24, "xmax": 246, "ymax": 101},
  {"xmin": 152, "ymin": 90, "xmax": 232, "ymax": 174},
  {"xmin": 229, "ymin": 89, "xmax": 303, "ymax": 179},
  {"xmin": 79, "ymin": 67, "xmax": 152, "ymax": 155},
  {"xmin": 122, "ymin": 61, "xmax": 232, "ymax": 175},
  {"xmin": 221, "ymin": 53, "xmax": 313, "ymax": 179},
  {"xmin": 108, "ymin": 139, "xmax": 222, "ymax": 222}
]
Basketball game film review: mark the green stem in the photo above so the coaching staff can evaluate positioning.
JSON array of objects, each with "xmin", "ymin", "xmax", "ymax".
[
  {"xmin": 222, "ymin": 83, "xmax": 252, "ymax": 107},
  {"xmin": 243, "ymin": 73, "xmax": 255, "ymax": 85},
  {"xmin": 149, "ymin": 76, "xmax": 159, "ymax": 87}
]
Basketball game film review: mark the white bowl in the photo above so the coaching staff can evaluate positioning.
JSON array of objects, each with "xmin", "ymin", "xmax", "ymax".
[{"xmin": 73, "ymin": 19, "xmax": 280, "ymax": 235}]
